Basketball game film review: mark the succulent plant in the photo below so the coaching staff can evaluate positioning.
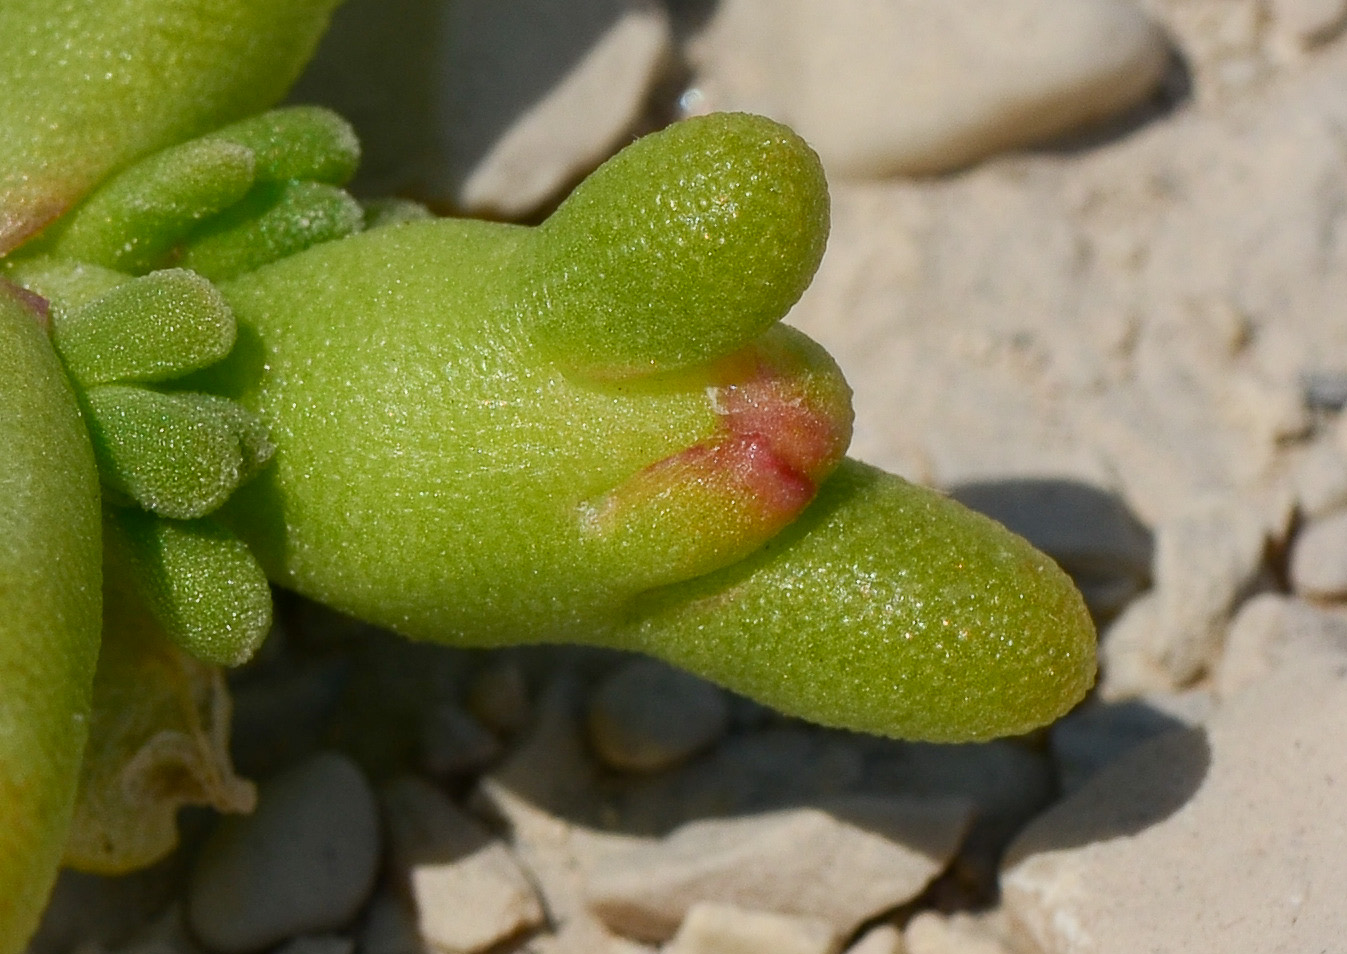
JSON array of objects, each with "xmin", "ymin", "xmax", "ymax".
[{"xmin": 0, "ymin": 1, "xmax": 1096, "ymax": 949}]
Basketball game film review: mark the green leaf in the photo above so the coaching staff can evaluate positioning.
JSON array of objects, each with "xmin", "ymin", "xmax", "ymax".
[
  {"xmin": 623, "ymin": 459, "xmax": 1097, "ymax": 742},
  {"xmin": 103, "ymin": 508, "xmax": 273, "ymax": 669},
  {"xmin": 0, "ymin": 0, "xmax": 343, "ymax": 255},
  {"xmin": 213, "ymin": 106, "xmax": 361, "ymax": 186},
  {"xmin": 0, "ymin": 282, "xmax": 102, "ymax": 954},
  {"xmin": 179, "ymin": 180, "xmax": 364, "ymax": 281},
  {"xmin": 43, "ymin": 138, "xmax": 257, "ymax": 274},
  {"xmin": 83, "ymin": 386, "xmax": 271, "ymax": 520},
  {"xmin": 522, "ymin": 113, "xmax": 830, "ymax": 379},
  {"xmin": 53, "ymin": 269, "xmax": 237, "ymax": 387}
]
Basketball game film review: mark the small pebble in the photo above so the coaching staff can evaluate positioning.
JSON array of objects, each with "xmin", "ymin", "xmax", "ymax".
[
  {"xmin": 586, "ymin": 795, "xmax": 972, "ymax": 943},
  {"xmin": 904, "ymin": 912, "xmax": 1011, "ymax": 954},
  {"xmin": 663, "ymin": 902, "xmax": 842, "ymax": 954},
  {"xmin": 587, "ymin": 658, "xmax": 731, "ymax": 773},
  {"xmin": 1272, "ymin": 0, "xmax": 1347, "ymax": 46},
  {"xmin": 187, "ymin": 752, "xmax": 380, "ymax": 954},
  {"xmin": 1217, "ymin": 593, "xmax": 1347, "ymax": 698},
  {"xmin": 1289, "ymin": 508, "xmax": 1347, "ymax": 600},
  {"xmin": 418, "ymin": 702, "xmax": 502, "ymax": 778},
  {"xmin": 687, "ymin": 0, "xmax": 1170, "ymax": 178},
  {"xmin": 381, "ymin": 776, "xmax": 545, "ymax": 954},
  {"xmin": 467, "ymin": 658, "xmax": 533, "ymax": 735},
  {"xmin": 1300, "ymin": 369, "xmax": 1347, "ymax": 411}
]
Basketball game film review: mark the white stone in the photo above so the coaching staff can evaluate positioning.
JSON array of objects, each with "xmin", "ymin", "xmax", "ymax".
[
  {"xmin": 586, "ymin": 795, "xmax": 972, "ymax": 943},
  {"xmin": 1050, "ymin": 691, "xmax": 1213, "ymax": 792},
  {"xmin": 187, "ymin": 752, "xmax": 380, "ymax": 954},
  {"xmin": 1216, "ymin": 593, "xmax": 1347, "ymax": 698},
  {"xmin": 685, "ymin": 0, "xmax": 1170, "ymax": 178},
  {"xmin": 471, "ymin": 678, "xmax": 650, "ymax": 945},
  {"xmin": 435, "ymin": 0, "xmax": 672, "ymax": 217},
  {"xmin": 904, "ymin": 912, "xmax": 1012, "ymax": 954},
  {"xmin": 380, "ymin": 776, "xmax": 545, "ymax": 954},
  {"xmin": 1288, "ymin": 437, "xmax": 1347, "ymax": 517},
  {"xmin": 1099, "ymin": 498, "xmax": 1268, "ymax": 695},
  {"xmin": 1003, "ymin": 653, "xmax": 1347, "ymax": 953},
  {"xmin": 587, "ymin": 658, "xmax": 730, "ymax": 773},
  {"xmin": 663, "ymin": 903, "xmax": 842, "ymax": 954},
  {"xmin": 1272, "ymin": 0, "xmax": 1347, "ymax": 47},
  {"xmin": 1289, "ymin": 507, "xmax": 1347, "ymax": 599}
]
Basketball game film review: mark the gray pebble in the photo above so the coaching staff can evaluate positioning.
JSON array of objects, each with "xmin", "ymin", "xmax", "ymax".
[
  {"xmin": 587, "ymin": 658, "xmax": 731, "ymax": 773},
  {"xmin": 187, "ymin": 752, "xmax": 380, "ymax": 954}
]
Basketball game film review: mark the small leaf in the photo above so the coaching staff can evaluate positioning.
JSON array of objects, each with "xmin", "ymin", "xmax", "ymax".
[
  {"xmin": 82, "ymin": 386, "xmax": 270, "ymax": 520},
  {"xmin": 523, "ymin": 113, "xmax": 830, "ymax": 379},
  {"xmin": 53, "ymin": 269, "xmax": 237, "ymax": 387},
  {"xmin": 179, "ymin": 180, "xmax": 364, "ymax": 281},
  {"xmin": 214, "ymin": 106, "xmax": 361, "ymax": 186},
  {"xmin": 44, "ymin": 138, "xmax": 257, "ymax": 274},
  {"xmin": 103, "ymin": 508, "xmax": 273, "ymax": 668}
]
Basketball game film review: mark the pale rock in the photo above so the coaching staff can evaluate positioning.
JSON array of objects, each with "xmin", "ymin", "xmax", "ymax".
[
  {"xmin": 1216, "ymin": 592, "xmax": 1347, "ymax": 698},
  {"xmin": 950, "ymin": 478, "xmax": 1152, "ymax": 620},
  {"xmin": 1003, "ymin": 654, "xmax": 1347, "ymax": 953},
  {"xmin": 293, "ymin": 0, "xmax": 672, "ymax": 218},
  {"xmin": 904, "ymin": 912, "xmax": 1012, "ymax": 954},
  {"xmin": 1050, "ymin": 691, "xmax": 1213, "ymax": 793},
  {"xmin": 685, "ymin": 0, "xmax": 1170, "ymax": 178},
  {"xmin": 586, "ymin": 795, "xmax": 973, "ymax": 943},
  {"xmin": 843, "ymin": 924, "xmax": 903, "ymax": 954},
  {"xmin": 380, "ymin": 776, "xmax": 545, "ymax": 954},
  {"xmin": 1271, "ymin": 0, "xmax": 1347, "ymax": 47},
  {"xmin": 436, "ymin": 0, "xmax": 672, "ymax": 217},
  {"xmin": 1100, "ymin": 498, "xmax": 1268, "ymax": 694},
  {"xmin": 663, "ymin": 903, "xmax": 842, "ymax": 954},
  {"xmin": 787, "ymin": 50, "xmax": 1347, "ymax": 535},
  {"xmin": 587, "ymin": 658, "xmax": 730, "ymax": 773},
  {"xmin": 187, "ymin": 752, "xmax": 380, "ymax": 954},
  {"xmin": 1288, "ymin": 437, "xmax": 1347, "ymax": 517},
  {"xmin": 1288, "ymin": 507, "xmax": 1347, "ymax": 599},
  {"xmin": 613, "ymin": 727, "xmax": 868, "ymax": 832},
  {"xmin": 472, "ymin": 678, "xmax": 651, "ymax": 941}
]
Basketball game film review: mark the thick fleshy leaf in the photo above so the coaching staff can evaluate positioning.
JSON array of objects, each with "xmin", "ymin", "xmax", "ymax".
[
  {"xmin": 103, "ymin": 509, "xmax": 273, "ymax": 668},
  {"xmin": 522, "ymin": 113, "xmax": 830, "ymax": 379},
  {"xmin": 623, "ymin": 459, "xmax": 1097, "ymax": 742},
  {"xmin": 213, "ymin": 106, "xmax": 361, "ymax": 186},
  {"xmin": 179, "ymin": 180, "xmax": 364, "ymax": 281},
  {"xmin": 53, "ymin": 269, "xmax": 238, "ymax": 387},
  {"xmin": 83, "ymin": 386, "xmax": 271, "ymax": 520},
  {"xmin": 0, "ymin": 0, "xmax": 343, "ymax": 254},
  {"xmin": 0, "ymin": 283, "xmax": 102, "ymax": 954},
  {"xmin": 42, "ymin": 138, "xmax": 257, "ymax": 274}
]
